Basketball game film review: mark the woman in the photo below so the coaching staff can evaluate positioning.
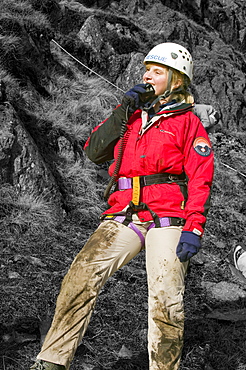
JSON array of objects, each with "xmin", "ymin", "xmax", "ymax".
[{"xmin": 30, "ymin": 42, "xmax": 214, "ymax": 370}]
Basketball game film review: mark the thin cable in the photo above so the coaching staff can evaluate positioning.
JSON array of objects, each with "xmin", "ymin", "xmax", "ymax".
[
  {"xmin": 51, "ymin": 39, "xmax": 125, "ymax": 93},
  {"xmin": 221, "ymin": 162, "xmax": 246, "ymax": 178}
]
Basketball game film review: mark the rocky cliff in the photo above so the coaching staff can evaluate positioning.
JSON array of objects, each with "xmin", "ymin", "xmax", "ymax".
[
  {"xmin": 1, "ymin": 3, "xmax": 246, "ymax": 369},
  {"xmin": 0, "ymin": 0, "xmax": 246, "ymax": 220}
]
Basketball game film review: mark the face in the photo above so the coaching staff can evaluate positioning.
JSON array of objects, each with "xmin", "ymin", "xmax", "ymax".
[{"xmin": 143, "ymin": 63, "xmax": 169, "ymax": 96}]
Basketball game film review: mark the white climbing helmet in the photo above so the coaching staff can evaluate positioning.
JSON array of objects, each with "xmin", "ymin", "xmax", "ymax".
[{"xmin": 144, "ymin": 42, "xmax": 193, "ymax": 82}]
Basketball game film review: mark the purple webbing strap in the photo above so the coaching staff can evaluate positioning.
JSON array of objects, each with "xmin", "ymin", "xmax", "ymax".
[
  {"xmin": 147, "ymin": 217, "xmax": 171, "ymax": 230},
  {"xmin": 114, "ymin": 215, "xmax": 145, "ymax": 247},
  {"xmin": 118, "ymin": 177, "xmax": 132, "ymax": 190},
  {"xmin": 128, "ymin": 222, "xmax": 145, "ymax": 247},
  {"xmin": 160, "ymin": 217, "xmax": 171, "ymax": 227},
  {"xmin": 147, "ymin": 222, "xmax": 155, "ymax": 231},
  {"xmin": 113, "ymin": 216, "xmax": 171, "ymax": 248},
  {"xmin": 114, "ymin": 216, "xmax": 126, "ymax": 223}
]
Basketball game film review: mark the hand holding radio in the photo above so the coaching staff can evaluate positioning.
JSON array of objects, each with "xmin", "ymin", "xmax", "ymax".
[{"xmin": 121, "ymin": 83, "xmax": 155, "ymax": 113}]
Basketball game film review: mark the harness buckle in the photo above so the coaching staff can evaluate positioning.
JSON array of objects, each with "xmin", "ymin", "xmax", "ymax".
[{"xmin": 168, "ymin": 174, "xmax": 177, "ymax": 182}]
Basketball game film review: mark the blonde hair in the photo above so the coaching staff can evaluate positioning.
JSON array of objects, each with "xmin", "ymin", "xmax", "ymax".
[{"xmin": 170, "ymin": 68, "xmax": 194, "ymax": 104}]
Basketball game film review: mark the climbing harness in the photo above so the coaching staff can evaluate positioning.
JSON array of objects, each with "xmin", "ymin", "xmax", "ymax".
[
  {"xmin": 101, "ymin": 172, "xmax": 187, "ymax": 246},
  {"xmin": 122, "ymin": 172, "xmax": 187, "ymax": 228},
  {"xmin": 101, "ymin": 212, "xmax": 185, "ymax": 248},
  {"xmin": 117, "ymin": 173, "xmax": 187, "ymax": 190},
  {"xmin": 118, "ymin": 172, "xmax": 187, "ymax": 209}
]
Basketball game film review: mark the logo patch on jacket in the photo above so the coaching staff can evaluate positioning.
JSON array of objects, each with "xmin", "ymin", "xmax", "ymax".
[{"xmin": 193, "ymin": 137, "xmax": 212, "ymax": 157}]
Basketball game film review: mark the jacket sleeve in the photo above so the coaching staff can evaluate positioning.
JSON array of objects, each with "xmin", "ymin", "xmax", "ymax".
[
  {"xmin": 83, "ymin": 105, "xmax": 126, "ymax": 164},
  {"xmin": 182, "ymin": 112, "xmax": 214, "ymax": 236}
]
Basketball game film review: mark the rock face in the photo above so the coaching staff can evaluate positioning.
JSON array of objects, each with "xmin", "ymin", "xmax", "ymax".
[
  {"xmin": 0, "ymin": 104, "xmax": 63, "ymax": 212},
  {"xmin": 0, "ymin": 0, "xmax": 246, "ymax": 218},
  {"xmin": 55, "ymin": 0, "xmax": 246, "ymax": 130}
]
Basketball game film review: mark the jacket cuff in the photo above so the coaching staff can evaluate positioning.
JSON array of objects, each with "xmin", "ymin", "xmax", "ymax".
[{"xmin": 183, "ymin": 220, "xmax": 204, "ymax": 236}]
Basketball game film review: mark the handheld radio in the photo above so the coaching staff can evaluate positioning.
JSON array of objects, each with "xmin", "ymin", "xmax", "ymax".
[{"xmin": 139, "ymin": 83, "xmax": 155, "ymax": 103}]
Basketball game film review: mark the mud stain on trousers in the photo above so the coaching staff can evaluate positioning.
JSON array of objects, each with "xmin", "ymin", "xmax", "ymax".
[
  {"xmin": 37, "ymin": 221, "xmax": 143, "ymax": 369},
  {"xmin": 37, "ymin": 221, "xmax": 188, "ymax": 370}
]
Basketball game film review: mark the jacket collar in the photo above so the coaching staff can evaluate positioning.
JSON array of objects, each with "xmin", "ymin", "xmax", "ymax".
[{"xmin": 140, "ymin": 101, "xmax": 194, "ymax": 135}]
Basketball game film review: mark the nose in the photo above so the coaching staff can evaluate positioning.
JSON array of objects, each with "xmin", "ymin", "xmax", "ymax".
[{"xmin": 143, "ymin": 70, "xmax": 152, "ymax": 83}]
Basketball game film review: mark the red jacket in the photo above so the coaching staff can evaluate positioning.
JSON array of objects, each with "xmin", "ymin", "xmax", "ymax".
[{"xmin": 84, "ymin": 103, "xmax": 214, "ymax": 236}]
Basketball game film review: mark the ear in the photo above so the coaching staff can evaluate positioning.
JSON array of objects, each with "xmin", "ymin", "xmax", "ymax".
[{"xmin": 172, "ymin": 78, "xmax": 182, "ymax": 90}]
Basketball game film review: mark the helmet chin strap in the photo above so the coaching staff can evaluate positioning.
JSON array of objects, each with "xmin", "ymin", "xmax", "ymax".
[
  {"xmin": 144, "ymin": 69, "xmax": 185, "ymax": 111},
  {"xmin": 158, "ymin": 86, "xmax": 185, "ymax": 101},
  {"xmin": 160, "ymin": 68, "xmax": 173, "ymax": 100}
]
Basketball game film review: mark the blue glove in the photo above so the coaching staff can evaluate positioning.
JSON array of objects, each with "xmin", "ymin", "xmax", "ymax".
[
  {"xmin": 121, "ymin": 84, "xmax": 148, "ymax": 113},
  {"xmin": 176, "ymin": 231, "xmax": 201, "ymax": 262}
]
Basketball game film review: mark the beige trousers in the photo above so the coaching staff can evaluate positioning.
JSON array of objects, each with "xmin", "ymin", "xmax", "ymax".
[{"xmin": 37, "ymin": 219, "xmax": 188, "ymax": 370}]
